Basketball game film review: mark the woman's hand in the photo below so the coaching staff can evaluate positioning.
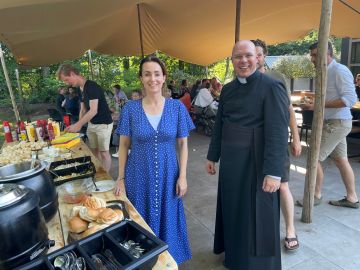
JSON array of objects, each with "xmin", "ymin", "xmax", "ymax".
[
  {"xmin": 114, "ymin": 176, "xmax": 126, "ymax": 196},
  {"xmin": 176, "ymin": 176, "xmax": 188, "ymax": 198}
]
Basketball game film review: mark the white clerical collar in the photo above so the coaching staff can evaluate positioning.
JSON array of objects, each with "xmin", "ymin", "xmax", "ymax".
[
  {"xmin": 236, "ymin": 69, "xmax": 256, "ymax": 84},
  {"xmin": 237, "ymin": 77, "xmax": 247, "ymax": 84}
]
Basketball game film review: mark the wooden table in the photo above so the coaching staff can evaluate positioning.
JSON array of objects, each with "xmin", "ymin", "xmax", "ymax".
[{"xmin": 47, "ymin": 141, "xmax": 178, "ymax": 270}]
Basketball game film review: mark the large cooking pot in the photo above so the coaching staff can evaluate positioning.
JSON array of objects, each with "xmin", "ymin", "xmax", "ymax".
[
  {"xmin": 0, "ymin": 160, "xmax": 58, "ymax": 221},
  {"xmin": 0, "ymin": 183, "xmax": 54, "ymax": 270}
]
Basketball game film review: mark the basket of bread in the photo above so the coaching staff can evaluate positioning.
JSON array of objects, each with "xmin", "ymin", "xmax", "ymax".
[{"xmin": 67, "ymin": 196, "xmax": 128, "ymax": 242}]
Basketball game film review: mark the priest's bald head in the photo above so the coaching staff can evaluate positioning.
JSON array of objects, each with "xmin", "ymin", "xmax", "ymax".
[{"xmin": 231, "ymin": 40, "xmax": 258, "ymax": 78}]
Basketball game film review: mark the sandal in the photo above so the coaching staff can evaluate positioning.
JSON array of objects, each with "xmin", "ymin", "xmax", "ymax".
[
  {"xmin": 329, "ymin": 197, "xmax": 359, "ymax": 209},
  {"xmin": 296, "ymin": 196, "xmax": 322, "ymax": 207},
  {"xmin": 284, "ymin": 235, "xmax": 299, "ymax": 251}
]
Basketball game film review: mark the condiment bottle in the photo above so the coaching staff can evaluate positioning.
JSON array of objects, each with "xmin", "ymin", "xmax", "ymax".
[
  {"xmin": 35, "ymin": 120, "xmax": 44, "ymax": 141},
  {"xmin": 47, "ymin": 122, "xmax": 55, "ymax": 141},
  {"xmin": 52, "ymin": 122, "xmax": 61, "ymax": 138},
  {"xmin": 26, "ymin": 122, "xmax": 36, "ymax": 142},
  {"xmin": 19, "ymin": 121, "xmax": 28, "ymax": 141},
  {"xmin": 3, "ymin": 121, "xmax": 13, "ymax": 143},
  {"xmin": 63, "ymin": 115, "xmax": 70, "ymax": 128}
]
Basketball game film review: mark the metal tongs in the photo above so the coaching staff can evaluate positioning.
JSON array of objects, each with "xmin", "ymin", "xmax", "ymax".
[{"xmin": 30, "ymin": 150, "xmax": 38, "ymax": 169}]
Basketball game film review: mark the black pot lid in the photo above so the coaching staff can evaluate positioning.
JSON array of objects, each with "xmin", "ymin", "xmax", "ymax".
[{"xmin": 0, "ymin": 183, "xmax": 28, "ymax": 208}]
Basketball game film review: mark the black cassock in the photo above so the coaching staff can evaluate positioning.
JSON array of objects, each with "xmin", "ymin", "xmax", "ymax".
[{"xmin": 207, "ymin": 71, "xmax": 289, "ymax": 270}]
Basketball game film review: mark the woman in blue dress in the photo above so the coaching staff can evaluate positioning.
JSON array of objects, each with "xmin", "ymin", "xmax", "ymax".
[{"xmin": 114, "ymin": 56, "xmax": 194, "ymax": 265}]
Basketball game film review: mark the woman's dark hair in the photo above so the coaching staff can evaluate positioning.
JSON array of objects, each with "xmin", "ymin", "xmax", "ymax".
[
  {"xmin": 113, "ymin": 84, "xmax": 121, "ymax": 90},
  {"xmin": 139, "ymin": 56, "xmax": 167, "ymax": 77},
  {"xmin": 132, "ymin": 89, "xmax": 142, "ymax": 96},
  {"xmin": 181, "ymin": 79, "xmax": 188, "ymax": 86}
]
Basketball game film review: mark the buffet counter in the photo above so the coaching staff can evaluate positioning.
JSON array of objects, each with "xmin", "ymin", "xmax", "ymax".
[{"xmin": 46, "ymin": 141, "xmax": 177, "ymax": 270}]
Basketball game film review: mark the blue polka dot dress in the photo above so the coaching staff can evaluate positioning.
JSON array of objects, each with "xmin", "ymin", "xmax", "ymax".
[{"xmin": 116, "ymin": 98, "xmax": 195, "ymax": 264}]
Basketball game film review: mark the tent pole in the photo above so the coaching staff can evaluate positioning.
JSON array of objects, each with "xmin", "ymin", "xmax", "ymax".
[
  {"xmin": 0, "ymin": 45, "xmax": 20, "ymax": 122},
  {"xmin": 235, "ymin": 0, "xmax": 242, "ymax": 42},
  {"xmin": 15, "ymin": 68, "xmax": 27, "ymax": 115},
  {"xmin": 137, "ymin": 3, "xmax": 145, "ymax": 58},
  {"xmin": 87, "ymin": 50, "xmax": 94, "ymax": 80},
  {"xmin": 301, "ymin": 0, "xmax": 333, "ymax": 223}
]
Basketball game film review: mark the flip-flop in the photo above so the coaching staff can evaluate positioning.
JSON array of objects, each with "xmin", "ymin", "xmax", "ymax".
[{"xmin": 284, "ymin": 235, "xmax": 299, "ymax": 251}]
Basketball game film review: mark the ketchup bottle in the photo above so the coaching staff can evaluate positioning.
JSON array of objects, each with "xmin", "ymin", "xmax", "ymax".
[
  {"xmin": 63, "ymin": 115, "xmax": 70, "ymax": 128},
  {"xmin": 47, "ymin": 122, "xmax": 55, "ymax": 141},
  {"xmin": 3, "ymin": 121, "xmax": 13, "ymax": 143}
]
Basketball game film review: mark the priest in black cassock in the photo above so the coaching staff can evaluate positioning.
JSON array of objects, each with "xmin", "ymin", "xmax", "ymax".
[{"xmin": 206, "ymin": 40, "xmax": 289, "ymax": 270}]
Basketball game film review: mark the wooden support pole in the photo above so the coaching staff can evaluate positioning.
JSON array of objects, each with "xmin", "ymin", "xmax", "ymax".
[
  {"xmin": 0, "ymin": 45, "xmax": 21, "ymax": 122},
  {"xmin": 15, "ymin": 68, "xmax": 26, "ymax": 114},
  {"xmin": 87, "ymin": 50, "xmax": 94, "ymax": 80},
  {"xmin": 301, "ymin": 0, "xmax": 333, "ymax": 223},
  {"xmin": 235, "ymin": 0, "xmax": 242, "ymax": 42},
  {"xmin": 137, "ymin": 3, "xmax": 145, "ymax": 58}
]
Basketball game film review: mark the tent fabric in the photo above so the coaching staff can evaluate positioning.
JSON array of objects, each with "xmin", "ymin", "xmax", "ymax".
[{"xmin": 0, "ymin": 0, "xmax": 359, "ymax": 67}]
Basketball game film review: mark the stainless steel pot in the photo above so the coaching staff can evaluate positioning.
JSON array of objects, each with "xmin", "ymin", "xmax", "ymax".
[
  {"xmin": 0, "ymin": 183, "xmax": 54, "ymax": 270},
  {"xmin": 0, "ymin": 160, "xmax": 58, "ymax": 221}
]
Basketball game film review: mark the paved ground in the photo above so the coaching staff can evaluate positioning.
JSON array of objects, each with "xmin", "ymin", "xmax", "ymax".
[{"xmin": 109, "ymin": 132, "xmax": 360, "ymax": 270}]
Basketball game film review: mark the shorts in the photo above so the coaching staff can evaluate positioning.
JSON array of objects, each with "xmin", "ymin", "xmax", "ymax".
[
  {"xmin": 86, "ymin": 122, "xmax": 113, "ymax": 151},
  {"xmin": 319, "ymin": 119, "xmax": 352, "ymax": 162}
]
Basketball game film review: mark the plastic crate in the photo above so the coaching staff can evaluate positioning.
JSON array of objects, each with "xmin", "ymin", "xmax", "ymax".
[{"xmin": 14, "ymin": 220, "xmax": 168, "ymax": 270}]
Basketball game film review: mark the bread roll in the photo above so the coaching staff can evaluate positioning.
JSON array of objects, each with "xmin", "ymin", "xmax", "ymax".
[
  {"xmin": 82, "ymin": 196, "xmax": 107, "ymax": 209},
  {"xmin": 68, "ymin": 216, "xmax": 88, "ymax": 233},
  {"xmin": 81, "ymin": 225, "xmax": 101, "ymax": 238},
  {"xmin": 70, "ymin": 206, "xmax": 86, "ymax": 217},
  {"xmin": 96, "ymin": 208, "xmax": 119, "ymax": 224},
  {"xmin": 113, "ymin": 209, "xmax": 124, "ymax": 221},
  {"xmin": 88, "ymin": 222, "xmax": 109, "ymax": 230},
  {"xmin": 79, "ymin": 207, "xmax": 100, "ymax": 222}
]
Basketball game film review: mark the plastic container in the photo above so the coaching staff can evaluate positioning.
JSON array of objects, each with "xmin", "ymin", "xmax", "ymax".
[
  {"xmin": 48, "ymin": 156, "xmax": 96, "ymax": 185},
  {"xmin": 15, "ymin": 220, "xmax": 169, "ymax": 270},
  {"xmin": 57, "ymin": 178, "xmax": 94, "ymax": 204}
]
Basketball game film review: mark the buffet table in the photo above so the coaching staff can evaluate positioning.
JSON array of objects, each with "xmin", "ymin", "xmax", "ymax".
[{"xmin": 46, "ymin": 140, "xmax": 178, "ymax": 270}]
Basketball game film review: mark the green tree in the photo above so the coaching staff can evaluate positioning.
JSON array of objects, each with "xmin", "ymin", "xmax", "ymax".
[
  {"xmin": 268, "ymin": 30, "xmax": 341, "ymax": 57},
  {"xmin": 273, "ymin": 56, "xmax": 315, "ymax": 79}
]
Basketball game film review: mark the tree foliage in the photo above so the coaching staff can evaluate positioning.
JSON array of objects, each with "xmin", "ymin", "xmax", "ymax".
[
  {"xmin": 273, "ymin": 56, "xmax": 315, "ymax": 79},
  {"xmin": 268, "ymin": 30, "xmax": 341, "ymax": 57}
]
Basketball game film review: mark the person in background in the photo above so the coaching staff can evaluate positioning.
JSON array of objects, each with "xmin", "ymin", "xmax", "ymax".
[
  {"xmin": 179, "ymin": 79, "xmax": 190, "ymax": 96},
  {"xmin": 194, "ymin": 81, "xmax": 218, "ymax": 112},
  {"xmin": 131, "ymin": 89, "xmax": 143, "ymax": 100},
  {"xmin": 190, "ymin": 79, "xmax": 202, "ymax": 101},
  {"xmin": 252, "ymin": 38, "xmax": 301, "ymax": 251},
  {"xmin": 56, "ymin": 87, "xmax": 67, "ymax": 115},
  {"xmin": 57, "ymin": 64, "xmax": 113, "ymax": 172},
  {"xmin": 179, "ymin": 87, "xmax": 192, "ymax": 112},
  {"xmin": 206, "ymin": 40, "xmax": 289, "ymax": 269},
  {"xmin": 113, "ymin": 84, "xmax": 128, "ymax": 111},
  {"xmin": 300, "ymin": 42, "xmax": 358, "ymax": 209},
  {"xmin": 210, "ymin": 77, "xmax": 222, "ymax": 100},
  {"xmin": 114, "ymin": 56, "xmax": 194, "ymax": 264},
  {"xmin": 65, "ymin": 87, "xmax": 81, "ymax": 123},
  {"xmin": 112, "ymin": 89, "xmax": 143, "ymax": 158}
]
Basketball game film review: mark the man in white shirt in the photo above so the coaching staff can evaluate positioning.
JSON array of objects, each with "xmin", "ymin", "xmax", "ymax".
[
  {"xmin": 302, "ymin": 42, "xmax": 358, "ymax": 209},
  {"xmin": 194, "ymin": 82, "xmax": 218, "ymax": 111}
]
